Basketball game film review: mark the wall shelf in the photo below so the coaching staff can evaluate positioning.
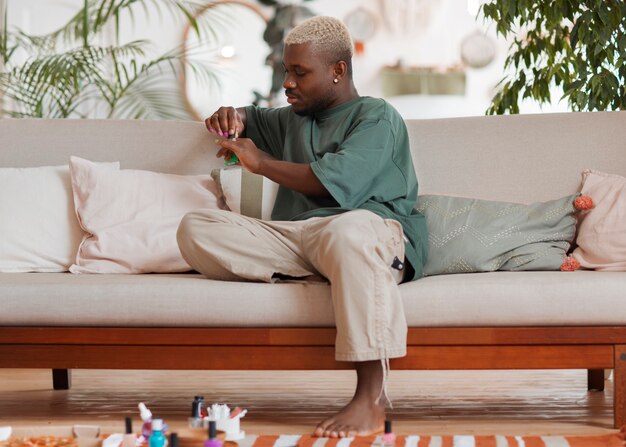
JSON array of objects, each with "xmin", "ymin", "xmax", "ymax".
[{"xmin": 381, "ymin": 66, "xmax": 466, "ymax": 96}]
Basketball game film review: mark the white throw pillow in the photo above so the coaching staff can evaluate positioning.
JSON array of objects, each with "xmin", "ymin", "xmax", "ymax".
[
  {"xmin": 0, "ymin": 162, "xmax": 119, "ymax": 273},
  {"xmin": 69, "ymin": 156, "xmax": 223, "ymax": 274},
  {"xmin": 211, "ymin": 167, "xmax": 279, "ymax": 220}
]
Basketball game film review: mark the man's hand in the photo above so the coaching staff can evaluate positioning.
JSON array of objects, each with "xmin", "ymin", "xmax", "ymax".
[
  {"xmin": 218, "ymin": 138, "xmax": 330, "ymax": 197},
  {"xmin": 205, "ymin": 106, "xmax": 246, "ymax": 138},
  {"xmin": 209, "ymin": 106, "xmax": 329, "ymax": 198},
  {"xmin": 216, "ymin": 138, "xmax": 274, "ymax": 174}
]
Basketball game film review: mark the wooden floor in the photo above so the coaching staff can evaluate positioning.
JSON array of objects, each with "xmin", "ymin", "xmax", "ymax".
[{"xmin": 0, "ymin": 369, "xmax": 615, "ymax": 436}]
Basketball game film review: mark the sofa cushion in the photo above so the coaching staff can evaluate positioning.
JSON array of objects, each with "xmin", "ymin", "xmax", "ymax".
[
  {"xmin": 572, "ymin": 169, "xmax": 626, "ymax": 271},
  {"xmin": 210, "ymin": 167, "xmax": 278, "ymax": 220},
  {"xmin": 1, "ymin": 271, "xmax": 624, "ymax": 327},
  {"xmin": 416, "ymin": 194, "xmax": 579, "ymax": 275},
  {"xmin": 0, "ymin": 163, "xmax": 118, "ymax": 273},
  {"xmin": 69, "ymin": 156, "xmax": 223, "ymax": 274}
]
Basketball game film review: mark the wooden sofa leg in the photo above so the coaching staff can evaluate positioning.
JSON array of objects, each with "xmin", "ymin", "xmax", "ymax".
[
  {"xmin": 615, "ymin": 345, "xmax": 625, "ymax": 428},
  {"xmin": 587, "ymin": 369, "xmax": 605, "ymax": 391},
  {"xmin": 52, "ymin": 369, "xmax": 72, "ymax": 390}
]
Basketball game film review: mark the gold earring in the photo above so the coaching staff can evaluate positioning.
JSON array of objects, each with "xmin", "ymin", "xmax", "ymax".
[{"xmin": 333, "ymin": 78, "xmax": 339, "ymax": 84}]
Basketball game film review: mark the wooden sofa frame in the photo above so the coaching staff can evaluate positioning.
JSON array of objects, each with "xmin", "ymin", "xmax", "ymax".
[{"xmin": 0, "ymin": 326, "xmax": 624, "ymax": 428}]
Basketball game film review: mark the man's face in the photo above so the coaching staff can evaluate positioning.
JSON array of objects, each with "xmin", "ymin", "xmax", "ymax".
[{"xmin": 283, "ymin": 43, "xmax": 337, "ymax": 116}]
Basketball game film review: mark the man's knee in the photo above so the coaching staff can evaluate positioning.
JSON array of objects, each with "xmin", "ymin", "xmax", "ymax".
[
  {"xmin": 177, "ymin": 209, "xmax": 228, "ymax": 254},
  {"xmin": 177, "ymin": 211, "xmax": 200, "ymax": 258},
  {"xmin": 318, "ymin": 210, "xmax": 382, "ymax": 251}
]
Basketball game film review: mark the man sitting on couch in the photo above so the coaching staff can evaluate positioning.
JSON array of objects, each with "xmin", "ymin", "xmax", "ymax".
[{"xmin": 177, "ymin": 16, "xmax": 427, "ymax": 438}]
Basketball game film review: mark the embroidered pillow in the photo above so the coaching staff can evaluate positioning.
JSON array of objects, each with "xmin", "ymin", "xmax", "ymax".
[{"xmin": 416, "ymin": 194, "xmax": 581, "ymax": 276}]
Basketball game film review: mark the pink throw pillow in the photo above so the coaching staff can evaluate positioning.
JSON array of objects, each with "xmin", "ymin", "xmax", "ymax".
[
  {"xmin": 572, "ymin": 170, "xmax": 626, "ymax": 271},
  {"xmin": 69, "ymin": 156, "xmax": 222, "ymax": 274}
]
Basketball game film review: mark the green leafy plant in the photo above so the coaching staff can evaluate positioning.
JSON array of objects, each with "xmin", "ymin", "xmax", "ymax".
[
  {"xmin": 0, "ymin": 0, "xmax": 220, "ymax": 119},
  {"xmin": 481, "ymin": 0, "xmax": 626, "ymax": 114}
]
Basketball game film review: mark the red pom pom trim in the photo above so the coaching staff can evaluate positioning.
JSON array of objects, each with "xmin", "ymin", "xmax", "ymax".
[
  {"xmin": 560, "ymin": 256, "xmax": 581, "ymax": 272},
  {"xmin": 574, "ymin": 195, "xmax": 594, "ymax": 210}
]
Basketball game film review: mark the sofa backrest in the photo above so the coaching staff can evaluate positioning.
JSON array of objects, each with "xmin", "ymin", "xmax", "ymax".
[
  {"xmin": 1, "ymin": 111, "xmax": 625, "ymax": 204},
  {"xmin": 408, "ymin": 111, "xmax": 626, "ymax": 202},
  {"xmin": 0, "ymin": 118, "xmax": 220, "ymax": 174}
]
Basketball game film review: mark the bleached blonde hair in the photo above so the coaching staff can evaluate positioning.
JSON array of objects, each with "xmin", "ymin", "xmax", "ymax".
[{"xmin": 285, "ymin": 16, "xmax": 353, "ymax": 74}]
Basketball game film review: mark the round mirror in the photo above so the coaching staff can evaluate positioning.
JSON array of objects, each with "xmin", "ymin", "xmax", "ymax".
[{"xmin": 181, "ymin": 1, "xmax": 271, "ymax": 121}]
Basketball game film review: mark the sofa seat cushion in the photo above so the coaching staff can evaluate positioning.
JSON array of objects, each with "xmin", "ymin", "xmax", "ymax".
[{"xmin": 0, "ymin": 271, "xmax": 624, "ymax": 327}]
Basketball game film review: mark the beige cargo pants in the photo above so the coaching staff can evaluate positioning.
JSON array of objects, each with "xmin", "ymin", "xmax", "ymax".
[{"xmin": 176, "ymin": 209, "xmax": 407, "ymax": 363}]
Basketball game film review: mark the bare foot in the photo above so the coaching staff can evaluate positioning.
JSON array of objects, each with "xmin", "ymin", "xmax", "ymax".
[
  {"xmin": 314, "ymin": 395, "xmax": 385, "ymax": 438},
  {"xmin": 313, "ymin": 360, "xmax": 386, "ymax": 438}
]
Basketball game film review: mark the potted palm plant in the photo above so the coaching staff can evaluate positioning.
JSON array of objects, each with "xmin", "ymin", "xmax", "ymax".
[{"xmin": 0, "ymin": 0, "xmax": 219, "ymax": 119}]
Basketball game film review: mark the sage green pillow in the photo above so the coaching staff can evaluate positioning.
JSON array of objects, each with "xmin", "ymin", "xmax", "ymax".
[{"xmin": 416, "ymin": 194, "xmax": 580, "ymax": 276}]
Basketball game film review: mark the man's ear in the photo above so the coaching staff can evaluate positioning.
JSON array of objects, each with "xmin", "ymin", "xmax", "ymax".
[{"xmin": 333, "ymin": 61, "xmax": 348, "ymax": 80}]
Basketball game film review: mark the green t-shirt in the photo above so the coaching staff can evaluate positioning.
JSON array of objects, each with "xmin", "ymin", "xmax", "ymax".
[{"xmin": 244, "ymin": 96, "xmax": 427, "ymax": 281}]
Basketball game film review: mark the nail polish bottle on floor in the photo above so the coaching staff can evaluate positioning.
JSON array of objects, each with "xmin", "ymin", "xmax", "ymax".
[
  {"xmin": 121, "ymin": 416, "xmax": 136, "ymax": 447},
  {"xmin": 149, "ymin": 419, "xmax": 166, "ymax": 447},
  {"xmin": 189, "ymin": 396, "xmax": 204, "ymax": 428},
  {"xmin": 139, "ymin": 402, "xmax": 153, "ymax": 439},
  {"xmin": 382, "ymin": 420, "xmax": 396, "ymax": 446},
  {"xmin": 204, "ymin": 421, "xmax": 222, "ymax": 447}
]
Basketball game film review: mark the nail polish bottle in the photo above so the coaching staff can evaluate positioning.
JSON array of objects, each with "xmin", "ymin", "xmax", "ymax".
[
  {"xmin": 382, "ymin": 420, "xmax": 396, "ymax": 446},
  {"xmin": 224, "ymin": 154, "xmax": 239, "ymax": 166},
  {"xmin": 121, "ymin": 416, "xmax": 136, "ymax": 447},
  {"xmin": 170, "ymin": 433, "xmax": 178, "ymax": 447},
  {"xmin": 204, "ymin": 421, "xmax": 222, "ymax": 447},
  {"xmin": 139, "ymin": 402, "xmax": 153, "ymax": 439},
  {"xmin": 189, "ymin": 396, "xmax": 204, "ymax": 428},
  {"xmin": 149, "ymin": 419, "xmax": 166, "ymax": 447}
]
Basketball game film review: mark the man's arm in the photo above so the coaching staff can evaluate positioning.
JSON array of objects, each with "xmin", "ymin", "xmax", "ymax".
[
  {"xmin": 259, "ymin": 159, "xmax": 329, "ymax": 197},
  {"xmin": 208, "ymin": 105, "xmax": 328, "ymax": 196},
  {"xmin": 216, "ymin": 137, "xmax": 330, "ymax": 197}
]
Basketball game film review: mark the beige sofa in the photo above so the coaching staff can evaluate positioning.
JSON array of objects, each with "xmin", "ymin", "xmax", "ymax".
[{"xmin": 1, "ymin": 112, "xmax": 625, "ymax": 427}]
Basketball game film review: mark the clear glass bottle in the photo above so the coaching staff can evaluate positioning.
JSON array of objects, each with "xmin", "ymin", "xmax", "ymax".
[{"xmin": 188, "ymin": 395, "xmax": 204, "ymax": 428}]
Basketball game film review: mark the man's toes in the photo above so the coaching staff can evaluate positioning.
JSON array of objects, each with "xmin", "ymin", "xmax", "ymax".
[
  {"xmin": 346, "ymin": 428, "xmax": 358, "ymax": 438},
  {"xmin": 314, "ymin": 419, "xmax": 335, "ymax": 437},
  {"xmin": 337, "ymin": 426, "xmax": 351, "ymax": 438},
  {"xmin": 332, "ymin": 425, "xmax": 348, "ymax": 437},
  {"xmin": 325, "ymin": 423, "xmax": 340, "ymax": 438},
  {"xmin": 343, "ymin": 426, "xmax": 360, "ymax": 438}
]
